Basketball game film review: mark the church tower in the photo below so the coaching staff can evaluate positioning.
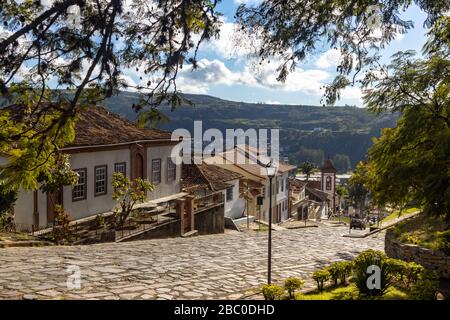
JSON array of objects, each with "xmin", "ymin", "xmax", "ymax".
[{"xmin": 321, "ymin": 158, "xmax": 337, "ymax": 214}]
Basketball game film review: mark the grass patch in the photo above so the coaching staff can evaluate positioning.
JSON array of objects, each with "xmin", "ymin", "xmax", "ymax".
[
  {"xmin": 296, "ymin": 284, "xmax": 409, "ymax": 300},
  {"xmin": 381, "ymin": 207, "xmax": 420, "ymax": 224},
  {"xmin": 393, "ymin": 213, "xmax": 449, "ymax": 253}
]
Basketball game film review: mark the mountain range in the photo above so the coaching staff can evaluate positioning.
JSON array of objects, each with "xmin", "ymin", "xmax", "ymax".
[{"xmin": 104, "ymin": 92, "xmax": 398, "ymax": 173}]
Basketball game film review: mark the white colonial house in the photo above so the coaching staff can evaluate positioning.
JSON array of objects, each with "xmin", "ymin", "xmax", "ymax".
[{"xmin": 1, "ymin": 106, "xmax": 184, "ymax": 228}]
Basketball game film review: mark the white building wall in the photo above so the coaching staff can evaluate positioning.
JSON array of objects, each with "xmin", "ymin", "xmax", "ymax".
[
  {"xmin": 63, "ymin": 148, "xmax": 131, "ymax": 221},
  {"xmin": 8, "ymin": 144, "xmax": 182, "ymax": 226},
  {"xmin": 146, "ymin": 145, "xmax": 181, "ymax": 200},
  {"xmin": 223, "ymin": 179, "xmax": 243, "ymax": 219},
  {"xmin": 276, "ymin": 172, "xmax": 290, "ymax": 221}
]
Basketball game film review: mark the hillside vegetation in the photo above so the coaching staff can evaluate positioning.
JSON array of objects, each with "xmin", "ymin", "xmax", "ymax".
[{"xmin": 104, "ymin": 92, "xmax": 398, "ymax": 172}]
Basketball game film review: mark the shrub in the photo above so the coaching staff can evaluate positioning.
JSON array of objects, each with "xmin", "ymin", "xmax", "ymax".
[
  {"xmin": 0, "ymin": 184, "xmax": 17, "ymax": 231},
  {"xmin": 410, "ymin": 270, "xmax": 439, "ymax": 300},
  {"xmin": 262, "ymin": 284, "xmax": 285, "ymax": 300},
  {"xmin": 95, "ymin": 214, "xmax": 106, "ymax": 229},
  {"xmin": 352, "ymin": 250, "xmax": 396, "ymax": 297},
  {"xmin": 284, "ymin": 277, "xmax": 304, "ymax": 299},
  {"xmin": 326, "ymin": 261, "xmax": 354, "ymax": 286},
  {"xmin": 434, "ymin": 230, "xmax": 450, "ymax": 255},
  {"xmin": 52, "ymin": 205, "xmax": 72, "ymax": 244},
  {"xmin": 337, "ymin": 261, "xmax": 353, "ymax": 285},
  {"xmin": 326, "ymin": 264, "xmax": 340, "ymax": 286},
  {"xmin": 312, "ymin": 269, "xmax": 330, "ymax": 291}
]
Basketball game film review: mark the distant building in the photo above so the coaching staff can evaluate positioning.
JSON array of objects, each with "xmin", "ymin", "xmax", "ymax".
[{"xmin": 204, "ymin": 144, "xmax": 297, "ymax": 223}]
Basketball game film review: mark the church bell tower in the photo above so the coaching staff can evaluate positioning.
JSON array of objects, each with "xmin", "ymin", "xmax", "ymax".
[{"xmin": 321, "ymin": 158, "xmax": 337, "ymax": 214}]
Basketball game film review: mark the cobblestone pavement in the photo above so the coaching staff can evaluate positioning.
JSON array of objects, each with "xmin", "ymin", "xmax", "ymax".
[{"xmin": 0, "ymin": 225, "xmax": 384, "ymax": 300}]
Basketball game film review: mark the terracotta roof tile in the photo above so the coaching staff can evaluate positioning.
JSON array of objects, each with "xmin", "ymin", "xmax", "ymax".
[
  {"xmin": 181, "ymin": 163, "xmax": 242, "ymax": 193},
  {"xmin": 69, "ymin": 106, "xmax": 172, "ymax": 147}
]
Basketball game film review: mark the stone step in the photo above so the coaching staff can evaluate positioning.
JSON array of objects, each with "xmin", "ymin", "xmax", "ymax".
[{"xmin": 182, "ymin": 230, "xmax": 198, "ymax": 238}]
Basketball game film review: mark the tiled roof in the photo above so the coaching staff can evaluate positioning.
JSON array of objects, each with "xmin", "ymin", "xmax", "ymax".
[
  {"xmin": 181, "ymin": 162, "xmax": 242, "ymax": 193},
  {"xmin": 290, "ymin": 178, "xmax": 307, "ymax": 189},
  {"xmin": 305, "ymin": 186, "xmax": 331, "ymax": 201},
  {"xmin": 210, "ymin": 145, "xmax": 296, "ymax": 179},
  {"xmin": 321, "ymin": 159, "xmax": 337, "ymax": 173},
  {"xmin": 2, "ymin": 105, "xmax": 173, "ymax": 148},
  {"xmin": 69, "ymin": 106, "xmax": 173, "ymax": 147}
]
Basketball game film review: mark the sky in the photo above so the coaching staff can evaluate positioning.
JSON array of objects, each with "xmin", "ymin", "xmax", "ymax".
[
  {"xmin": 157, "ymin": 0, "xmax": 430, "ymax": 107},
  {"xmin": 1, "ymin": 0, "xmax": 431, "ymax": 108}
]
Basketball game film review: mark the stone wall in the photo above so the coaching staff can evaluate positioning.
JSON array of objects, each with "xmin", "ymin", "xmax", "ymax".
[
  {"xmin": 385, "ymin": 229, "xmax": 450, "ymax": 279},
  {"xmin": 195, "ymin": 204, "xmax": 224, "ymax": 235}
]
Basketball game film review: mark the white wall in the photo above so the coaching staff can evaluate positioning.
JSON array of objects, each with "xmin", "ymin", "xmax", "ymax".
[
  {"xmin": 276, "ymin": 172, "xmax": 289, "ymax": 221},
  {"xmin": 146, "ymin": 145, "xmax": 181, "ymax": 200},
  {"xmin": 10, "ymin": 144, "xmax": 182, "ymax": 226},
  {"xmin": 223, "ymin": 179, "xmax": 243, "ymax": 219}
]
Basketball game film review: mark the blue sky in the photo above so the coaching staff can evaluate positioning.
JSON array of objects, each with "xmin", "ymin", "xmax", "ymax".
[{"xmin": 166, "ymin": 0, "xmax": 430, "ymax": 107}]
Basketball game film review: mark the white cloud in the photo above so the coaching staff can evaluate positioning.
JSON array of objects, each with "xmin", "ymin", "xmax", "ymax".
[
  {"xmin": 175, "ymin": 57, "xmax": 332, "ymax": 97},
  {"xmin": 315, "ymin": 49, "xmax": 341, "ymax": 69},
  {"xmin": 234, "ymin": 0, "xmax": 262, "ymax": 5}
]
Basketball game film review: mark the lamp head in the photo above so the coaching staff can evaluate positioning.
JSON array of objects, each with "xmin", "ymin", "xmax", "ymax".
[{"xmin": 266, "ymin": 162, "xmax": 278, "ymax": 178}]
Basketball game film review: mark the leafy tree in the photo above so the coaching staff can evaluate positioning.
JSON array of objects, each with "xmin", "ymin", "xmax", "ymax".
[
  {"xmin": 361, "ymin": 17, "xmax": 450, "ymax": 222},
  {"xmin": 235, "ymin": 0, "xmax": 448, "ymax": 105},
  {"xmin": 0, "ymin": 183, "xmax": 17, "ymax": 231},
  {"xmin": 336, "ymin": 184, "xmax": 348, "ymax": 214},
  {"xmin": 0, "ymin": 0, "xmax": 221, "ymax": 190},
  {"xmin": 284, "ymin": 277, "xmax": 304, "ymax": 299},
  {"xmin": 299, "ymin": 161, "xmax": 316, "ymax": 181},
  {"xmin": 348, "ymin": 162, "xmax": 370, "ymax": 217},
  {"xmin": 112, "ymin": 172, "xmax": 153, "ymax": 227}
]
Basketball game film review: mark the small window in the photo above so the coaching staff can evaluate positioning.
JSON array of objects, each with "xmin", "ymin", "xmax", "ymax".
[
  {"xmin": 281, "ymin": 179, "xmax": 285, "ymax": 192},
  {"xmin": 72, "ymin": 169, "xmax": 87, "ymax": 201},
  {"xmin": 114, "ymin": 162, "xmax": 126, "ymax": 176},
  {"xmin": 94, "ymin": 165, "xmax": 107, "ymax": 196},
  {"xmin": 226, "ymin": 186, "xmax": 234, "ymax": 202},
  {"xmin": 151, "ymin": 159, "xmax": 161, "ymax": 184},
  {"xmin": 167, "ymin": 157, "xmax": 176, "ymax": 182}
]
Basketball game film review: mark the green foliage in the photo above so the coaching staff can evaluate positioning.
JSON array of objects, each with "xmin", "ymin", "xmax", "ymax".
[
  {"xmin": 299, "ymin": 161, "xmax": 316, "ymax": 180},
  {"xmin": 0, "ymin": 183, "xmax": 17, "ymax": 231},
  {"xmin": 352, "ymin": 250, "xmax": 395, "ymax": 297},
  {"xmin": 236, "ymin": 0, "xmax": 447, "ymax": 105},
  {"xmin": 52, "ymin": 205, "xmax": 72, "ymax": 245},
  {"xmin": 348, "ymin": 163, "xmax": 370, "ymax": 215},
  {"xmin": 284, "ymin": 277, "xmax": 304, "ymax": 300},
  {"xmin": 261, "ymin": 284, "xmax": 285, "ymax": 300},
  {"xmin": 361, "ymin": 17, "xmax": 450, "ymax": 222},
  {"xmin": 435, "ymin": 230, "xmax": 450, "ymax": 255},
  {"xmin": 0, "ymin": 108, "xmax": 76, "ymax": 190},
  {"xmin": 38, "ymin": 154, "xmax": 79, "ymax": 193},
  {"xmin": 0, "ymin": 0, "xmax": 221, "ymax": 190},
  {"xmin": 409, "ymin": 270, "xmax": 439, "ymax": 300},
  {"xmin": 312, "ymin": 269, "xmax": 330, "ymax": 292},
  {"xmin": 94, "ymin": 214, "xmax": 106, "ymax": 229},
  {"xmin": 326, "ymin": 261, "xmax": 354, "ymax": 286},
  {"xmin": 393, "ymin": 212, "xmax": 449, "ymax": 253},
  {"xmin": 112, "ymin": 172, "xmax": 153, "ymax": 227}
]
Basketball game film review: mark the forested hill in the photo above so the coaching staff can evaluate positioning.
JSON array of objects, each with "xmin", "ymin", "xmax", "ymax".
[{"xmin": 104, "ymin": 91, "xmax": 398, "ymax": 173}]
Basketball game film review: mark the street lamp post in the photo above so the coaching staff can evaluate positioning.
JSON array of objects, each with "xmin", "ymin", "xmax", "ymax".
[{"xmin": 266, "ymin": 163, "xmax": 277, "ymax": 285}]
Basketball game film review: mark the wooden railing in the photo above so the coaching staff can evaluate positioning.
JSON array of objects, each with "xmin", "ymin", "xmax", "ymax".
[{"xmin": 194, "ymin": 192, "xmax": 225, "ymax": 213}]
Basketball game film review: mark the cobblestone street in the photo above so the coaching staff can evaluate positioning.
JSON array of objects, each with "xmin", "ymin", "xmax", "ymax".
[{"xmin": 0, "ymin": 225, "xmax": 384, "ymax": 300}]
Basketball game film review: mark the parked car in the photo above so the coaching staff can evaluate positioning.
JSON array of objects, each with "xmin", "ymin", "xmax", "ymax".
[{"xmin": 350, "ymin": 218, "xmax": 366, "ymax": 230}]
